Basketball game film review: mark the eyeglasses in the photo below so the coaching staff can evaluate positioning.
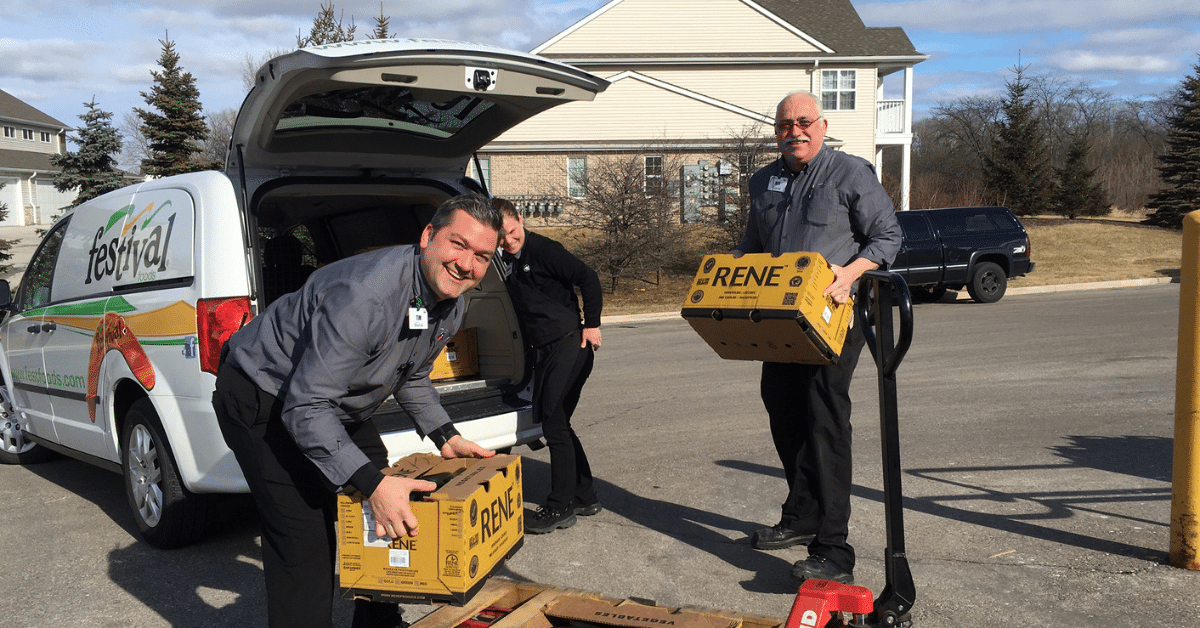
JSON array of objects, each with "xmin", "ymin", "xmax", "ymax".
[{"xmin": 774, "ymin": 117, "xmax": 823, "ymax": 132}]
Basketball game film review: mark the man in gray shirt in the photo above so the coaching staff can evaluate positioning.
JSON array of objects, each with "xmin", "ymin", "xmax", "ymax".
[
  {"xmin": 213, "ymin": 194, "xmax": 501, "ymax": 628},
  {"xmin": 734, "ymin": 92, "xmax": 901, "ymax": 586}
]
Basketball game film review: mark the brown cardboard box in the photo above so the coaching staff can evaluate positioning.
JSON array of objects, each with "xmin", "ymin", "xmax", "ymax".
[
  {"xmin": 545, "ymin": 597, "xmax": 740, "ymax": 628},
  {"xmin": 410, "ymin": 578, "xmax": 786, "ymax": 628},
  {"xmin": 338, "ymin": 453, "xmax": 523, "ymax": 605},
  {"xmin": 680, "ymin": 252, "xmax": 854, "ymax": 365},
  {"xmin": 431, "ymin": 327, "xmax": 479, "ymax": 381}
]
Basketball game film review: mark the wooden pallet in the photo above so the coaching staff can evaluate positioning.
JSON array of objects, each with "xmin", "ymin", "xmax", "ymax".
[{"xmin": 410, "ymin": 578, "xmax": 785, "ymax": 628}]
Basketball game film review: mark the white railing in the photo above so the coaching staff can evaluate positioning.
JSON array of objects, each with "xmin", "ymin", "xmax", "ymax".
[{"xmin": 877, "ymin": 100, "xmax": 905, "ymax": 134}]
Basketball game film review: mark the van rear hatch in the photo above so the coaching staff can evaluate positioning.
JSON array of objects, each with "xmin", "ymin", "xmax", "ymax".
[{"xmin": 227, "ymin": 39, "xmax": 609, "ymax": 202}]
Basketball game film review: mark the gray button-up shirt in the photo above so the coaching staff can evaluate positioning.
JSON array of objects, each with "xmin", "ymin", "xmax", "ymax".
[
  {"xmin": 738, "ymin": 148, "xmax": 901, "ymax": 268},
  {"xmin": 225, "ymin": 244, "xmax": 462, "ymax": 488}
]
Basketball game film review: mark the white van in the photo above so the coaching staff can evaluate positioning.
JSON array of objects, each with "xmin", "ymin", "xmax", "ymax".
[{"xmin": 0, "ymin": 40, "xmax": 607, "ymax": 548}]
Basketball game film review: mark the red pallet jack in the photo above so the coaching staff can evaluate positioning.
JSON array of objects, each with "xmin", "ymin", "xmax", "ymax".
[{"xmin": 783, "ymin": 270, "xmax": 916, "ymax": 628}]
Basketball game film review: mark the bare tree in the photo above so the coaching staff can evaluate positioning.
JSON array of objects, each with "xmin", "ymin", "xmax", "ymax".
[
  {"xmin": 118, "ymin": 111, "xmax": 149, "ymax": 173},
  {"xmin": 200, "ymin": 107, "xmax": 237, "ymax": 168},
  {"xmin": 710, "ymin": 123, "xmax": 774, "ymax": 250},
  {"xmin": 556, "ymin": 150, "xmax": 690, "ymax": 290},
  {"xmin": 242, "ymin": 48, "xmax": 292, "ymax": 93}
]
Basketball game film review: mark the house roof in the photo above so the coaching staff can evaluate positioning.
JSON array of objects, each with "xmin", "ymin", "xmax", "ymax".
[
  {"xmin": 756, "ymin": 0, "xmax": 919, "ymax": 56},
  {"xmin": 537, "ymin": 0, "xmax": 924, "ymax": 61},
  {"xmin": 0, "ymin": 88, "xmax": 67, "ymax": 128},
  {"xmin": 0, "ymin": 148, "xmax": 57, "ymax": 172}
]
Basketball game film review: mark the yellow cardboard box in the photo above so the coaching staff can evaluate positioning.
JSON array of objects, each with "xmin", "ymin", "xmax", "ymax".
[
  {"xmin": 680, "ymin": 252, "xmax": 853, "ymax": 365},
  {"xmin": 338, "ymin": 453, "xmax": 524, "ymax": 605},
  {"xmin": 431, "ymin": 327, "xmax": 479, "ymax": 381}
]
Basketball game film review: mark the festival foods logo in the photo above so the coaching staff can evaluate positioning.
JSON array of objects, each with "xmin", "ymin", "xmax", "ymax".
[{"xmin": 85, "ymin": 200, "xmax": 179, "ymax": 285}]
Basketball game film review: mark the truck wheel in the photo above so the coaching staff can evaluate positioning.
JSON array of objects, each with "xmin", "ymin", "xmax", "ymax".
[
  {"xmin": 0, "ymin": 383, "xmax": 54, "ymax": 464},
  {"xmin": 967, "ymin": 262, "xmax": 1007, "ymax": 303},
  {"xmin": 122, "ymin": 399, "xmax": 215, "ymax": 548}
]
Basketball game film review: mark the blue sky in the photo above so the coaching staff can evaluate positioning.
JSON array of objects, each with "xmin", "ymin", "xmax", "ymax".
[{"xmin": 3, "ymin": 0, "xmax": 1199, "ymax": 144}]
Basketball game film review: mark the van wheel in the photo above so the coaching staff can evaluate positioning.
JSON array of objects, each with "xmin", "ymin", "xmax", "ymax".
[
  {"xmin": 967, "ymin": 262, "xmax": 1007, "ymax": 303},
  {"xmin": 0, "ymin": 383, "xmax": 54, "ymax": 464},
  {"xmin": 122, "ymin": 399, "xmax": 214, "ymax": 548}
]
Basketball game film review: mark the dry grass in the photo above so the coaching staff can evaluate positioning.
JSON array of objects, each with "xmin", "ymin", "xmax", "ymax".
[
  {"xmin": 1018, "ymin": 218, "xmax": 1181, "ymax": 287},
  {"xmin": 533, "ymin": 215, "xmax": 1184, "ymax": 316}
]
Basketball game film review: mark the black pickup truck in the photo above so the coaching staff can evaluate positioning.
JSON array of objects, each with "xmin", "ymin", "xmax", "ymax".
[{"xmin": 890, "ymin": 206, "xmax": 1035, "ymax": 303}]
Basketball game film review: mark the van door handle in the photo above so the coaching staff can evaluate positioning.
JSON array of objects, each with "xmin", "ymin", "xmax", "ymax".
[{"xmin": 42, "ymin": 321, "xmax": 57, "ymax": 333}]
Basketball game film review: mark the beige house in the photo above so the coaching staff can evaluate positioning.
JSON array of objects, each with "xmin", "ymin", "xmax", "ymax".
[
  {"xmin": 479, "ymin": 0, "xmax": 927, "ymax": 218},
  {"xmin": 0, "ymin": 88, "xmax": 75, "ymax": 226}
]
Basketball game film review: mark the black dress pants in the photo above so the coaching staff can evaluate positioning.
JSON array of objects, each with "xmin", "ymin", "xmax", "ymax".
[
  {"xmin": 533, "ymin": 330, "xmax": 597, "ymax": 511},
  {"xmin": 212, "ymin": 360, "xmax": 399, "ymax": 628},
  {"xmin": 760, "ymin": 324, "xmax": 866, "ymax": 573}
]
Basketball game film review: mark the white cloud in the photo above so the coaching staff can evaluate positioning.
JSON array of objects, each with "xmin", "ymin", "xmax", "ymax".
[
  {"xmin": 1048, "ymin": 51, "xmax": 1177, "ymax": 74},
  {"xmin": 0, "ymin": 38, "xmax": 101, "ymax": 81}
]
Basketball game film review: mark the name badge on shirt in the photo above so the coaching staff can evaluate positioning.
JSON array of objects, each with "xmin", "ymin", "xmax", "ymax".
[
  {"xmin": 409, "ymin": 307, "xmax": 429, "ymax": 330},
  {"xmin": 768, "ymin": 176, "xmax": 788, "ymax": 192}
]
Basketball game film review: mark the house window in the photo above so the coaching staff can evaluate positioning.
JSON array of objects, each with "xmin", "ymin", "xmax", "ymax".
[
  {"xmin": 22, "ymin": 129, "xmax": 35, "ymax": 140},
  {"xmin": 40, "ymin": 132, "xmax": 51, "ymax": 142},
  {"xmin": 3, "ymin": 126, "xmax": 13, "ymax": 138},
  {"xmin": 821, "ymin": 70, "xmax": 857, "ymax": 111},
  {"xmin": 568, "ymin": 157, "xmax": 587, "ymax": 198},
  {"xmin": 471, "ymin": 157, "xmax": 491, "ymax": 192},
  {"xmin": 645, "ymin": 155, "xmax": 664, "ymax": 193}
]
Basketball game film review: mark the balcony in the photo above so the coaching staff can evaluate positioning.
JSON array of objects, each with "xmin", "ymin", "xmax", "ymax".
[{"xmin": 876, "ymin": 100, "xmax": 906, "ymax": 134}]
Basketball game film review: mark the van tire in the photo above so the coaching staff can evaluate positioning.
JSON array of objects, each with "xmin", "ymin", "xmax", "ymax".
[
  {"xmin": 121, "ymin": 399, "xmax": 215, "ymax": 549},
  {"xmin": 967, "ymin": 262, "xmax": 1007, "ymax": 304},
  {"xmin": 0, "ymin": 382, "xmax": 54, "ymax": 464}
]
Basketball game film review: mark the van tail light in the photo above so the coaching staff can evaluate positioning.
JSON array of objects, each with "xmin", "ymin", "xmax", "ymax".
[
  {"xmin": 197, "ymin": 297, "xmax": 253, "ymax": 375},
  {"xmin": 1026, "ymin": 235, "xmax": 1032, "ymax": 258}
]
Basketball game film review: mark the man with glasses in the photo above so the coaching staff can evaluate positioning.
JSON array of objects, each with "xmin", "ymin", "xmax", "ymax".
[{"xmin": 733, "ymin": 91, "xmax": 901, "ymax": 585}]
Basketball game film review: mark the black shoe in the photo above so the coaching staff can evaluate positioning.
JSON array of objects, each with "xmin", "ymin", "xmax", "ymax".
[
  {"xmin": 790, "ymin": 555, "xmax": 854, "ymax": 585},
  {"xmin": 572, "ymin": 499, "xmax": 603, "ymax": 516},
  {"xmin": 525, "ymin": 506, "xmax": 577, "ymax": 534},
  {"xmin": 351, "ymin": 600, "xmax": 406, "ymax": 628},
  {"xmin": 751, "ymin": 524, "xmax": 815, "ymax": 550}
]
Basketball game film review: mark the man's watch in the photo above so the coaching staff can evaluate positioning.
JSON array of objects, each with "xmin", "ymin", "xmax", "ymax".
[{"xmin": 427, "ymin": 423, "xmax": 461, "ymax": 449}]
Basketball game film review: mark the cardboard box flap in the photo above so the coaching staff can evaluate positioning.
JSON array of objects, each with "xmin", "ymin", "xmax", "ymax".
[
  {"xmin": 385, "ymin": 452, "xmax": 446, "ymax": 478},
  {"xmin": 383, "ymin": 453, "xmax": 516, "ymax": 500},
  {"xmin": 544, "ymin": 597, "xmax": 740, "ymax": 628}
]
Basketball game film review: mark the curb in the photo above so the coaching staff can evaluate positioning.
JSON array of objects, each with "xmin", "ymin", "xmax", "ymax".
[{"xmin": 601, "ymin": 276, "xmax": 1179, "ymax": 325}]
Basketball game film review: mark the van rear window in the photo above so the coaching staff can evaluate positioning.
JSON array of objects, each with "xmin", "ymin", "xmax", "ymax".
[
  {"xmin": 54, "ymin": 189, "xmax": 195, "ymax": 302},
  {"xmin": 277, "ymin": 86, "xmax": 494, "ymax": 139}
]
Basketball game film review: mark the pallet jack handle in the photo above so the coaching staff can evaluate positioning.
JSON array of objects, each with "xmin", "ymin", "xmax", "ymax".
[{"xmin": 854, "ymin": 270, "xmax": 916, "ymax": 627}]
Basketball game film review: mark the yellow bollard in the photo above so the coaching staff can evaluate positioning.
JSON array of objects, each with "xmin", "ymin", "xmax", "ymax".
[{"xmin": 1171, "ymin": 210, "xmax": 1200, "ymax": 569}]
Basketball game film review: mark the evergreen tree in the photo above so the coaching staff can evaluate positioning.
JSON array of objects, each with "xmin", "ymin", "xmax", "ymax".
[
  {"xmin": 50, "ymin": 99, "xmax": 126, "ymax": 208},
  {"xmin": 983, "ymin": 63, "xmax": 1053, "ymax": 215},
  {"xmin": 1052, "ymin": 135, "xmax": 1109, "ymax": 219},
  {"xmin": 0, "ymin": 184, "xmax": 12, "ymax": 275},
  {"xmin": 297, "ymin": 1, "xmax": 357, "ymax": 48},
  {"xmin": 1145, "ymin": 55, "xmax": 1200, "ymax": 228},
  {"xmin": 135, "ymin": 34, "xmax": 219, "ymax": 177},
  {"xmin": 370, "ymin": 3, "xmax": 391, "ymax": 39}
]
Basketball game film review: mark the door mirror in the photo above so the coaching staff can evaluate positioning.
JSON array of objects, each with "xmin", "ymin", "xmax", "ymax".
[{"xmin": 0, "ymin": 279, "xmax": 10, "ymax": 309}]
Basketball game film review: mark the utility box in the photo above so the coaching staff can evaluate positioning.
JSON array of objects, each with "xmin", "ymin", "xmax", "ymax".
[
  {"xmin": 338, "ymin": 453, "xmax": 523, "ymax": 605},
  {"xmin": 680, "ymin": 252, "xmax": 853, "ymax": 365}
]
